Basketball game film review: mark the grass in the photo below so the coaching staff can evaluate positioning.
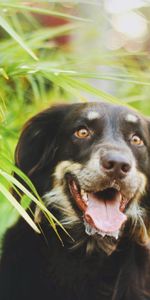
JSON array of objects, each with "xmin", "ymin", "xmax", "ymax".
[{"xmin": 0, "ymin": 0, "xmax": 150, "ymax": 241}]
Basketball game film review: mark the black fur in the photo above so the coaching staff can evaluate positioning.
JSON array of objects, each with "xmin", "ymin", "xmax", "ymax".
[{"xmin": 1, "ymin": 102, "xmax": 150, "ymax": 300}]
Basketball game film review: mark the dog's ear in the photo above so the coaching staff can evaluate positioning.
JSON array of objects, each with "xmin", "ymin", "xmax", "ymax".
[{"xmin": 15, "ymin": 104, "xmax": 71, "ymax": 186}]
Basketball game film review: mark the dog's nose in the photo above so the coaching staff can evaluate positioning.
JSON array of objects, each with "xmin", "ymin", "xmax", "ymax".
[{"xmin": 101, "ymin": 152, "xmax": 131, "ymax": 179}]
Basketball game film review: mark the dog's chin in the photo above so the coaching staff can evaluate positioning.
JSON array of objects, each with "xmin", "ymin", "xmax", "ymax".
[
  {"xmin": 68, "ymin": 221, "xmax": 120, "ymax": 256},
  {"xmin": 93, "ymin": 232, "xmax": 120, "ymax": 256},
  {"xmin": 83, "ymin": 219, "xmax": 123, "ymax": 256}
]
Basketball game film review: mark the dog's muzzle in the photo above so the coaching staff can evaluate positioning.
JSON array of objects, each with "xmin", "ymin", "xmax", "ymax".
[{"xmin": 67, "ymin": 175, "xmax": 130, "ymax": 239}]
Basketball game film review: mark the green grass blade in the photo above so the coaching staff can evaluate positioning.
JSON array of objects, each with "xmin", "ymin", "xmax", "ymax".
[
  {"xmin": 0, "ymin": 3, "xmax": 91, "ymax": 23},
  {"xmin": 56, "ymin": 71, "xmax": 150, "ymax": 86},
  {"xmin": 0, "ymin": 68, "xmax": 9, "ymax": 80},
  {"xmin": 0, "ymin": 158, "xmax": 72, "ymax": 240},
  {"xmin": 63, "ymin": 76, "xmax": 126, "ymax": 104},
  {"xmin": 0, "ymin": 16, "xmax": 38, "ymax": 61},
  {"xmin": 0, "ymin": 95, "xmax": 6, "ymax": 122},
  {"xmin": 0, "ymin": 169, "xmax": 42, "ymax": 205},
  {"xmin": 0, "ymin": 182, "xmax": 40, "ymax": 234},
  {"xmin": 0, "ymin": 155, "xmax": 41, "ymax": 200},
  {"xmin": 43, "ymin": 72, "xmax": 122, "ymax": 104},
  {"xmin": 4, "ymin": 170, "xmax": 72, "ymax": 239}
]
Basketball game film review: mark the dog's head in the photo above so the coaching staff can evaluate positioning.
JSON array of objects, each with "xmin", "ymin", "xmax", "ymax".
[{"xmin": 15, "ymin": 102, "xmax": 150, "ymax": 255}]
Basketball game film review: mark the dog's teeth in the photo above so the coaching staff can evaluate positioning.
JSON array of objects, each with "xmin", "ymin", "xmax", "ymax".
[
  {"xmin": 83, "ymin": 194, "xmax": 88, "ymax": 203},
  {"xmin": 114, "ymin": 184, "xmax": 120, "ymax": 191},
  {"xmin": 98, "ymin": 229, "xmax": 119, "ymax": 239},
  {"xmin": 81, "ymin": 189, "xmax": 85, "ymax": 196},
  {"xmin": 98, "ymin": 230, "xmax": 106, "ymax": 237},
  {"xmin": 110, "ymin": 181, "xmax": 120, "ymax": 191},
  {"xmin": 81, "ymin": 190, "xmax": 89, "ymax": 204},
  {"xmin": 110, "ymin": 231, "xmax": 119, "ymax": 239},
  {"xmin": 84, "ymin": 220, "xmax": 119, "ymax": 239},
  {"xmin": 72, "ymin": 181, "xmax": 78, "ymax": 191},
  {"xmin": 84, "ymin": 221, "xmax": 97, "ymax": 235}
]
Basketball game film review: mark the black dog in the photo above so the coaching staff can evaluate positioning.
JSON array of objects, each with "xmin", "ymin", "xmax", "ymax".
[{"xmin": 1, "ymin": 102, "xmax": 150, "ymax": 300}]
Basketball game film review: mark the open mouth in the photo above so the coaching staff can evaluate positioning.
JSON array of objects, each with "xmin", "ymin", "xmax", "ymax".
[{"xmin": 67, "ymin": 176, "xmax": 130, "ymax": 239}]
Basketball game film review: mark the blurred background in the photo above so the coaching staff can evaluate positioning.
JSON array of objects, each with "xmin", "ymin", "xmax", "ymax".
[{"xmin": 1, "ymin": 0, "xmax": 150, "ymax": 242}]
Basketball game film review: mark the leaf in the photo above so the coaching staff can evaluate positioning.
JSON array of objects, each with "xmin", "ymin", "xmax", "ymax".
[
  {"xmin": 0, "ymin": 158, "xmax": 72, "ymax": 241},
  {"xmin": 0, "ymin": 3, "xmax": 91, "ymax": 23},
  {"xmin": 0, "ymin": 182, "xmax": 40, "ymax": 234},
  {"xmin": 0, "ymin": 16, "xmax": 38, "ymax": 61},
  {"xmin": 42, "ymin": 72, "xmax": 122, "ymax": 104},
  {"xmin": 0, "ymin": 95, "xmax": 6, "ymax": 122},
  {"xmin": 57, "ymin": 71, "xmax": 150, "ymax": 86},
  {"xmin": 0, "ymin": 68, "xmax": 9, "ymax": 80}
]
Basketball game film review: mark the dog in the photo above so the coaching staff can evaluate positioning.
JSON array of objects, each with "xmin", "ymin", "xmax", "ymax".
[{"xmin": 0, "ymin": 102, "xmax": 150, "ymax": 300}]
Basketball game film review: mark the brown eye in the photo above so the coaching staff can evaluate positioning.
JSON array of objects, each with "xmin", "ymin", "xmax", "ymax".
[
  {"xmin": 74, "ymin": 128, "xmax": 91, "ymax": 139},
  {"xmin": 130, "ymin": 134, "xmax": 144, "ymax": 146}
]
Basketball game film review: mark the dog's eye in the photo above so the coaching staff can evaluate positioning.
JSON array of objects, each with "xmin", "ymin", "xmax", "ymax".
[
  {"xmin": 130, "ymin": 134, "xmax": 144, "ymax": 146},
  {"xmin": 74, "ymin": 128, "xmax": 91, "ymax": 139}
]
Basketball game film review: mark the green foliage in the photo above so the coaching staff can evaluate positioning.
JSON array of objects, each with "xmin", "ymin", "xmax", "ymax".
[{"xmin": 0, "ymin": 1, "xmax": 150, "ymax": 240}]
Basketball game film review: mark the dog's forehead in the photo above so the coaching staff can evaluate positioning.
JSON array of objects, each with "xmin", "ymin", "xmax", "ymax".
[
  {"xmin": 68, "ymin": 102, "xmax": 112, "ymax": 119},
  {"xmin": 69, "ymin": 102, "xmax": 140, "ymax": 124}
]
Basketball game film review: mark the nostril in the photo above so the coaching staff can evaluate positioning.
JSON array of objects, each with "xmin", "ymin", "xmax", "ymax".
[
  {"xmin": 101, "ymin": 153, "xmax": 132, "ymax": 177},
  {"xmin": 121, "ymin": 163, "xmax": 131, "ymax": 173},
  {"xmin": 102, "ymin": 160, "xmax": 115, "ymax": 170}
]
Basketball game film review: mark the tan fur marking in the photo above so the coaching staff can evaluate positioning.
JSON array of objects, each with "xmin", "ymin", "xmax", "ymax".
[
  {"xmin": 34, "ymin": 206, "xmax": 42, "ymax": 224},
  {"xmin": 53, "ymin": 160, "xmax": 82, "ymax": 186}
]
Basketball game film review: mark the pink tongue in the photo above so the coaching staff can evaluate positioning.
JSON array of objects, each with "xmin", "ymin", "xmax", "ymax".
[{"xmin": 84, "ymin": 192, "xmax": 127, "ymax": 233}]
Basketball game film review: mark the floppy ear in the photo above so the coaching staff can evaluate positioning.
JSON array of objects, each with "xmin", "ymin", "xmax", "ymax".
[{"xmin": 15, "ymin": 104, "xmax": 71, "ymax": 194}]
